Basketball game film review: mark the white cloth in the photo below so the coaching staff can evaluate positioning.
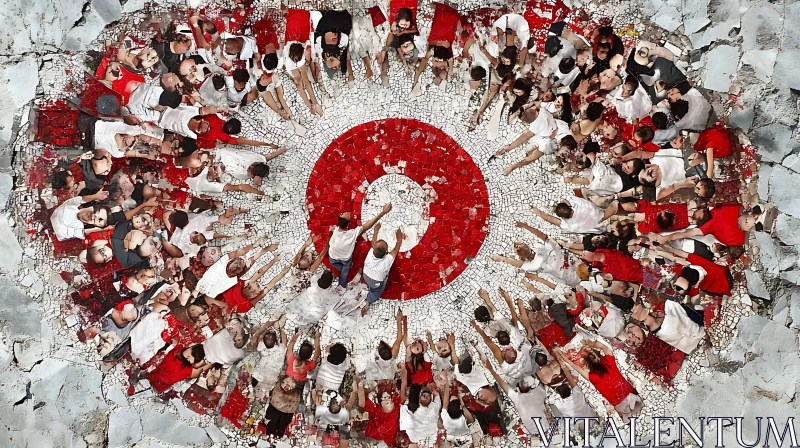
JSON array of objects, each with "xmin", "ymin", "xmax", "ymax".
[
  {"xmin": 282, "ymin": 41, "xmax": 308, "ymax": 71},
  {"xmin": 316, "ymin": 357, "xmax": 351, "ymax": 390},
  {"xmin": 509, "ymin": 388, "xmax": 548, "ymax": 436},
  {"xmin": 185, "ymin": 167, "xmax": 226, "ymax": 195},
  {"xmin": 51, "ymin": 196, "xmax": 86, "ymax": 241},
  {"xmin": 225, "ymin": 74, "xmax": 256, "ymax": 105},
  {"xmin": 674, "ymin": 88, "xmax": 711, "ymax": 131},
  {"xmin": 126, "ymin": 83, "xmax": 165, "ymax": 123},
  {"xmin": 655, "ymin": 300, "xmax": 705, "ymax": 354},
  {"xmin": 597, "ymin": 304, "xmax": 626, "ymax": 339},
  {"xmin": 431, "ymin": 352, "xmax": 452, "ymax": 371},
  {"xmin": 587, "ymin": 161, "xmax": 624, "ymax": 196},
  {"xmin": 553, "ymin": 66, "xmax": 580, "ymax": 88},
  {"xmin": 541, "ymin": 37, "xmax": 575, "ymax": 78},
  {"xmin": 482, "ymin": 318, "xmax": 524, "ymax": 348},
  {"xmin": 196, "ymin": 254, "xmax": 238, "ymax": 298},
  {"xmin": 467, "ymin": 36, "xmax": 499, "ymax": 71},
  {"xmin": 93, "ymin": 121, "xmax": 147, "ymax": 157},
  {"xmin": 500, "ymin": 342, "xmax": 534, "ymax": 387},
  {"xmin": 490, "ymin": 14, "xmax": 531, "ymax": 46},
  {"xmin": 203, "ymin": 329, "xmax": 246, "ymax": 367},
  {"xmin": 129, "ymin": 311, "xmax": 169, "ymax": 365},
  {"xmin": 215, "ymin": 147, "xmax": 266, "ymax": 180},
  {"xmin": 363, "ymin": 252, "xmax": 394, "ymax": 282},
  {"xmin": 285, "ymin": 274, "xmax": 339, "ymax": 326},
  {"xmin": 613, "ymin": 84, "xmax": 653, "ymax": 123},
  {"xmin": 366, "ymin": 355, "xmax": 397, "ymax": 382},
  {"xmin": 350, "ymin": 14, "xmax": 380, "ymax": 59},
  {"xmin": 159, "ymin": 105, "xmax": 201, "ymax": 139},
  {"xmin": 441, "ymin": 409, "xmax": 471, "ymax": 438},
  {"xmin": 400, "ymin": 396, "xmax": 441, "ymax": 443},
  {"xmin": 455, "ymin": 363, "xmax": 490, "ymax": 395},
  {"xmin": 527, "ymin": 109, "xmax": 570, "ymax": 154},
  {"xmin": 328, "ymin": 226, "xmax": 362, "ymax": 260},
  {"xmin": 554, "ymin": 386, "xmax": 596, "ymax": 419},
  {"xmin": 169, "ymin": 212, "xmax": 219, "ymax": 257},
  {"xmin": 559, "ymin": 197, "xmax": 604, "ymax": 234},
  {"xmin": 252, "ymin": 342, "xmax": 286, "ymax": 387},
  {"xmin": 521, "ymin": 239, "xmax": 581, "ymax": 286},
  {"xmin": 316, "ymin": 406, "xmax": 350, "ymax": 425},
  {"xmin": 651, "ymin": 149, "xmax": 685, "ymax": 190},
  {"xmin": 198, "ymin": 76, "xmax": 228, "ymax": 109}
]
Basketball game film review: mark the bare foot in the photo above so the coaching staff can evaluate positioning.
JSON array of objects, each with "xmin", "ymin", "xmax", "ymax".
[{"xmin": 361, "ymin": 304, "xmax": 369, "ymax": 316}]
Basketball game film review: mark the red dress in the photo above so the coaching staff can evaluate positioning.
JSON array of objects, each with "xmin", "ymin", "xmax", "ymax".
[
  {"xmin": 364, "ymin": 396, "xmax": 401, "ymax": 446},
  {"xmin": 406, "ymin": 361, "xmax": 433, "ymax": 385},
  {"xmin": 698, "ymin": 204, "xmax": 746, "ymax": 246},
  {"xmin": 694, "ymin": 124, "xmax": 734, "ymax": 159},
  {"xmin": 636, "ymin": 201, "xmax": 689, "ymax": 233},
  {"xmin": 220, "ymin": 280, "xmax": 254, "ymax": 314},
  {"xmin": 587, "ymin": 354, "xmax": 635, "ymax": 406},
  {"xmin": 285, "ymin": 9, "xmax": 312, "ymax": 42},
  {"xmin": 149, "ymin": 347, "xmax": 194, "ymax": 393},
  {"xmin": 593, "ymin": 249, "xmax": 643, "ymax": 284},
  {"xmin": 252, "ymin": 16, "xmax": 280, "ymax": 54},
  {"xmin": 427, "ymin": 3, "xmax": 459, "ymax": 44}
]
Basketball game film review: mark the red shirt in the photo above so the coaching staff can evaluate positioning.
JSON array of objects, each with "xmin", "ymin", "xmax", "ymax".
[
  {"xmin": 694, "ymin": 124, "xmax": 733, "ymax": 159},
  {"xmin": 197, "ymin": 115, "xmax": 239, "ymax": 149},
  {"xmin": 587, "ymin": 354, "xmax": 634, "ymax": 406},
  {"xmin": 594, "ymin": 249, "xmax": 643, "ymax": 284},
  {"xmin": 149, "ymin": 347, "xmax": 194, "ymax": 393},
  {"xmin": 686, "ymin": 254, "xmax": 731, "ymax": 296},
  {"xmin": 220, "ymin": 280, "xmax": 254, "ymax": 313},
  {"xmin": 364, "ymin": 396, "xmax": 401, "ymax": 445},
  {"xmin": 285, "ymin": 355, "xmax": 317, "ymax": 382},
  {"xmin": 406, "ymin": 361, "xmax": 433, "ymax": 385},
  {"xmin": 699, "ymin": 205, "xmax": 746, "ymax": 246}
]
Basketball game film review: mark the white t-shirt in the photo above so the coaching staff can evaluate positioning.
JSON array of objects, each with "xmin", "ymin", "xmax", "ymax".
[
  {"xmin": 554, "ymin": 386, "xmax": 596, "ymax": 419},
  {"xmin": 126, "ymin": 83, "xmax": 165, "ymax": 123},
  {"xmin": 559, "ymin": 197, "xmax": 604, "ymax": 234},
  {"xmin": 500, "ymin": 342, "xmax": 534, "ymax": 387},
  {"xmin": 509, "ymin": 388, "xmax": 548, "ymax": 436},
  {"xmin": 50, "ymin": 196, "xmax": 86, "ymax": 241},
  {"xmin": 328, "ymin": 226, "xmax": 362, "ymax": 260},
  {"xmin": 203, "ymin": 329, "xmax": 246, "ymax": 367},
  {"xmin": 588, "ymin": 161, "xmax": 624, "ymax": 196},
  {"xmin": 440, "ymin": 408, "xmax": 471, "ymax": 438},
  {"xmin": 253, "ymin": 341, "xmax": 286, "ymax": 386},
  {"xmin": 185, "ymin": 167, "xmax": 227, "ymax": 196},
  {"xmin": 363, "ymin": 251, "xmax": 394, "ymax": 282},
  {"xmin": 654, "ymin": 300, "xmax": 705, "ymax": 354},
  {"xmin": 674, "ymin": 88, "xmax": 711, "ymax": 131},
  {"xmin": 521, "ymin": 239, "xmax": 581, "ymax": 286},
  {"xmin": 455, "ymin": 363, "xmax": 490, "ymax": 395},
  {"xmin": 541, "ymin": 37, "xmax": 575, "ymax": 77},
  {"xmin": 159, "ymin": 105, "xmax": 201, "ymax": 139},
  {"xmin": 225, "ymin": 74, "xmax": 256, "ymax": 105},
  {"xmin": 490, "ymin": 14, "xmax": 531, "ymax": 46},
  {"xmin": 169, "ymin": 212, "xmax": 219, "ymax": 257},
  {"xmin": 215, "ymin": 148, "xmax": 266, "ymax": 180},
  {"xmin": 366, "ymin": 355, "xmax": 397, "ymax": 382},
  {"xmin": 316, "ymin": 357, "xmax": 351, "ymax": 390},
  {"xmin": 613, "ymin": 84, "xmax": 653, "ymax": 123},
  {"xmin": 196, "ymin": 254, "xmax": 238, "ymax": 298},
  {"xmin": 651, "ymin": 150, "xmax": 685, "ymax": 190},
  {"xmin": 400, "ymin": 396, "xmax": 441, "ymax": 443},
  {"xmin": 316, "ymin": 406, "xmax": 350, "ymax": 426}
]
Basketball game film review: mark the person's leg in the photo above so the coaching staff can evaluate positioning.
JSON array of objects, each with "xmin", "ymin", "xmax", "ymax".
[
  {"xmin": 223, "ymin": 183, "xmax": 265, "ymax": 195},
  {"xmin": 364, "ymin": 275, "xmax": 387, "ymax": 304},
  {"xmin": 275, "ymin": 85, "xmax": 292, "ymax": 119},
  {"xmin": 332, "ymin": 258, "xmax": 353, "ymax": 287},
  {"xmin": 290, "ymin": 69, "xmax": 313, "ymax": 111},
  {"xmin": 503, "ymin": 149, "xmax": 543, "ymax": 175}
]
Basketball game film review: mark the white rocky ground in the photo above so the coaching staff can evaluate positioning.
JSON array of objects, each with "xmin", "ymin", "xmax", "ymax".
[{"xmin": 0, "ymin": 0, "xmax": 798, "ymax": 447}]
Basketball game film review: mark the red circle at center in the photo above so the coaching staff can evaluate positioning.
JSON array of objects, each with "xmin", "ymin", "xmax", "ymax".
[{"xmin": 305, "ymin": 119, "xmax": 491, "ymax": 300}]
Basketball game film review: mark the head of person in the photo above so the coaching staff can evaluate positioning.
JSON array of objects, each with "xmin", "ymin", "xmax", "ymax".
[
  {"xmin": 232, "ymin": 68, "xmax": 250, "ymax": 89},
  {"xmin": 691, "ymin": 207, "xmax": 712, "ymax": 226},
  {"xmin": 511, "ymin": 78, "xmax": 532, "ymax": 99},
  {"xmin": 91, "ymin": 150, "xmax": 113, "ymax": 176},
  {"xmin": 555, "ymin": 383, "xmax": 572, "ymax": 399},
  {"xmin": 695, "ymin": 178, "xmax": 716, "ymax": 199},
  {"xmin": 409, "ymin": 338, "xmax": 424, "ymax": 355},
  {"xmin": 161, "ymin": 72, "xmax": 184, "ymax": 93},
  {"xmin": 297, "ymin": 250, "xmax": 313, "ymax": 270},
  {"xmin": 131, "ymin": 212, "xmax": 153, "ymax": 231},
  {"xmin": 397, "ymin": 33, "xmax": 416, "ymax": 56},
  {"xmin": 169, "ymin": 210, "xmax": 189, "ymax": 230},
  {"xmin": 337, "ymin": 212, "xmax": 351, "ymax": 229},
  {"xmin": 288, "ymin": 43, "xmax": 305, "ymax": 63},
  {"xmin": 434, "ymin": 339, "xmax": 451, "ymax": 358},
  {"xmin": 670, "ymin": 99, "xmax": 689, "ymax": 120},
  {"xmin": 534, "ymin": 352, "xmax": 548, "ymax": 367},
  {"xmin": 470, "ymin": 65, "xmax": 486, "ymax": 82},
  {"xmin": 242, "ymin": 279, "xmax": 262, "ymax": 299},
  {"xmin": 298, "ymin": 341, "xmax": 314, "ymax": 361},
  {"xmin": 584, "ymin": 349, "xmax": 608, "ymax": 376},
  {"xmin": 323, "ymin": 29, "xmax": 340, "ymax": 46},
  {"xmin": 395, "ymin": 8, "xmax": 413, "ymax": 30},
  {"xmin": 188, "ymin": 116, "xmax": 211, "ymax": 134},
  {"xmin": 496, "ymin": 330, "xmax": 511, "ymax": 346},
  {"xmin": 377, "ymin": 341, "xmax": 393, "ymax": 360},
  {"xmin": 623, "ymin": 322, "xmax": 646, "ymax": 347},
  {"xmin": 458, "ymin": 355, "xmax": 473, "ymax": 374},
  {"xmin": 419, "ymin": 387, "xmax": 433, "ymax": 407},
  {"xmin": 613, "ymin": 221, "xmax": 637, "ymax": 240},
  {"xmin": 279, "ymin": 375, "xmax": 299, "ymax": 393},
  {"xmin": 591, "ymin": 234, "xmax": 610, "ymax": 249},
  {"xmin": 262, "ymin": 330, "xmax": 278, "ymax": 348},
  {"xmin": 610, "ymin": 143, "xmax": 631, "ymax": 160},
  {"xmin": 51, "ymin": 170, "xmax": 75, "ymax": 192},
  {"xmin": 656, "ymin": 210, "xmax": 676, "ymax": 230},
  {"xmin": 447, "ymin": 398, "xmax": 463, "ymax": 419},
  {"xmin": 609, "ymin": 53, "xmax": 624, "ymax": 72},
  {"xmin": 544, "ymin": 36, "xmax": 563, "ymax": 57},
  {"xmin": 317, "ymin": 270, "xmax": 334, "ymax": 289},
  {"xmin": 112, "ymin": 301, "xmax": 139, "ymax": 326},
  {"xmin": 171, "ymin": 33, "xmax": 192, "ymax": 54},
  {"xmin": 222, "ymin": 118, "xmax": 241, "ymax": 135},
  {"xmin": 585, "ymin": 102, "xmax": 605, "ymax": 121},
  {"xmin": 328, "ymin": 343, "xmax": 348, "ymax": 365},
  {"xmin": 638, "ymin": 164, "xmax": 661, "ymax": 186},
  {"xmin": 134, "ymin": 48, "xmax": 160, "ymax": 70},
  {"xmin": 474, "ymin": 305, "xmax": 491, "ymax": 323},
  {"xmin": 77, "ymin": 205, "xmax": 111, "ymax": 228},
  {"xmin": 595, "ymin": 42, "xmax": 611, "ymax": 61},
  {"xmin": 499, "ymin": 45, "xmax": 517, "ymax": 68},
  {"xmin": 328, "ymin": 398, "xmax": 343, "ymax": 414},
  {"xmin": 667, "ymin": 87, "xmax": 683, "ymax": 102},
  {"xmin": 247, "ymin": 163, "xmax": 269, "ymax": 182},
  {"xmin": 181, "ymin": 344, "xmax": 206, "ymax": 369},
  {"xmin": 558, "ymin": 56, "xmax": 576, "ymax": 75},
  {"xmin": 224, "ymin": 38, "xmax": 242, "ymax": 56},
  {"xmin": 373, "ymin": 241, "xmax": 389, "ymax": 258},
  {"xmin": 651, "ymin": 112, "xmax": 669, "ymax": 130},
  {"xmin": 501, "ymin": 346, "xmax": 518, "ymax": 364},
  {"xmin": 621, "ymin": 158, "xmax": 645, "ymax": 176},
  {"xmin": 554, "ymin": 201, "xmax": 574, "ymax": 220},
  {"xmin": 674, "ymin": 267, "xmax": 700, "ymax": 295},
  {"xmin": 198, "ymin": 246, "xmax": 221, "ymax": 267},
  {"xmin": 322, "ymin": 47, "xmax": 342, "ymax": 70},
  {"xmin": 187, "ymin": 303, "xmax": 209, "ymax": 326},
  {"xmin": 514, "ymin": 242, "xmax": 534, "ymax": 261},
  {"xmin": 262, "ymin": 52, "xmax": 279, "ymax": 72},
  {"xmin": 431, "ymin": 45, "xmax": 451, "ymax": 62},
  {"xmin": 86, "ymin": 241, "xmax": 113, "ymax": 264},
  {"xmin": 518, "ymin": 375, "xmax": 538, "ymax": 394},
  {"xmin": 379, "ymin": 390, "xmax": 395, "ymax": 413},
  {"xmin": 667, "ymin": 134, "xmax": 685, "ymax": 149},
  {"xmin": 621, "ymin": 80, "xmax": 638, "ymax": 98},
  {"xmin": 634, "ymin": 126, "xmax": 654, "ymax": 143},
  {"xmin": 475, "ymin": 385, "xmax": 497, "ymax": 405}
]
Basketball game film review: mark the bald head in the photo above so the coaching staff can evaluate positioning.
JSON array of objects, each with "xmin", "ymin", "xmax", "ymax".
[{"xmin": 373, "ymin": 240, "xmax": 388, "ymax": 258}]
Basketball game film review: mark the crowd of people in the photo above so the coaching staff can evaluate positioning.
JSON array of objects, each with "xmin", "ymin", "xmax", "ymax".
[{"xmin": 28, "ymin": 0, "xmax": 763, "ymax": 446}]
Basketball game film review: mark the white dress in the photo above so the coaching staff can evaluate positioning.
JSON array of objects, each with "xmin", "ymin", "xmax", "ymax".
[
  {"xmin": 587, "ymin": 161, "xmax": 624, "ymax": 196},
  {"xmin": 559, "ymin": 197, "xmax": 604, "ymax": 234},
  {"xmin": 215, "ymin": 147, "xmax": 267, "ymax": 180},
  {"xmin": 654, "ymin": 300, "xmax": 705, "ymax": 353},
  {"xmin": 285, "ymin": 273, "xmax": 339, "ymax": 327},
  {"xmin": 196, "ymin": 254, "xmax": 238, "ymax": 298}
]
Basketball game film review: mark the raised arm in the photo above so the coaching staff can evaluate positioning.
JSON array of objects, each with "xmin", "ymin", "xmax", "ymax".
[
  {"xmin": 249, "ymin": 243, "xmax": 278, "ymax": 266},
  {"xmin": 658, "ymin": 227, "xmax": 703, "ymax": 243},
  {"xmin": 291, "ymin": 236, "xmax": 313, "ymax": 266},
  {"xmin": 498, "ymin": 288, "xmax": 519, "ymax": 327},
  {"xmin": 308, "ymin": 241, "xmax": 330, "ymax": 272},
  {"xmin": 477, "ymin": 288, "xmax": 497, "ymax": 318},
  {"xmin": 446, "ymin": 333, "xmax": 458, "ymax": 366},
  {"xmin": 124, "ymin": 196, "xmax": 159, "ymax": 221},
  {"xmin": 236, "ymin": 137, "xmax": 278, "ymax": 148},
  {"xmin": 516, "ymin": 299, "xmax": 535, "ymax": 338},
  {"xmin": 264, "ymin": 146, "xmax": 288, "ymax": 161},
  {"xmin": 525, "ymin": 273, "xmax": 558, "ymax": 290},
  {"xmin": 357, "ymin": 379, "xmax": 366, "ymax": 411},
  {"xmin": 390, "ymin": 229, "xmax": 404, "ymax": 257},
  {"xmin": 371, "ymin": 223, "xmax": 381, "ymax": 246},
  {"xmin": 391, "ymin": 310, "xmax": 404, "ymax": 358},
  {"xmin": 261, "ymin": 264, "xmax": 290, "ymax": 292},
  {"xmin": 312, "ymin": 330, "xmax": 322, "ymax": 362},
  {"xmin": 482, "ymin": 356, "xmax": 510, "ymax": 394},
  {"xmin": 533, "ymin": 207, "xmax": 562, "ymax": 227},
  {"xmin": 361, "ymin": 203, "xmax": 392, "ymax": 234},
  {"xmin": 286, "ymin": 333, "xmax": 299, "ymax": 358},
  {"xmin": 247, "ymin": 253, "xmax": 280, "ymax": 284},
  {"xmin": 515, "ymin": 221, "xmax": 549, "ymax": 241},
  {"xmin": 554, "ymin": 349, "xmax": 579, "ymax": 388},
  {"xmin": 470, "ymin": 320, "xmax": 503, "ymax": 363}
]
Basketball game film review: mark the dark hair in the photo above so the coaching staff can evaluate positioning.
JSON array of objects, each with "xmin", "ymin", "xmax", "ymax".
[
  {"xmin": 596, "ymin": 42, "xmax": 611, "ymax": 55},
  {"xmin": 222, "ymin": 118, "xmax": 241, "ymax": 135},
  {"xmin": 167, "ymin": 211, "xmax": 188, "ymax": 230},
  {"xmin": 263, "ymin": 331, "xmax": 278, "ymax": 348},
  {"xmin": 337, "ymin": 216, "xmax": 350, "ymax": 229},
  {"xmin": 288, "ymin": 43, "xmax": 305, "ymax": 62},
  {"xmin": 530, "ymin": 298, "xmax": 543, "ymax": 312},
  {"xmin": 447, "ymin": 399, "xmax": 463, "ymax": 419},
  {"xmin": 559, "ymin": 135, "xmax": 578, "ymax": 152},
  {"xmin": 555, "ymin": 92, "xmax": 573, "ymax": 122},
  {"xmin": 651, "ymin": 112, "xmax": 668, "ymax": 130},
  {"xmin": 327, "ymin": 343, "xmax": 348, "ymax": 365},
  {"xmin": 470, "ymin": 65, "xmax": 487, "ymax": 81},
  {"xmin": 377, "ymin": 342, "xmax": 393, "ymax": 360},
  {"xmin": 554, "ymin": 202, "xmax": 573, "ymax": 219},
  {"xmin": 555, "ymin": 383, "xmax": 572, "ymax": 399},
  {"xmin": 159, "ymin": 89, "xmax": 182, "ymax": 108},
  {"xmin": 298, "ymin": 341, "xmax": 314, "ymax": 360},
  {"xmin": 373, "ymin": 245, "xmax": 388, "ymax": 258},
  {"xmin": 211, "ymin": 73, "xmax": 226, "ymax": 90},
  {"xmin": 544, "ymin": 36, "xmax": 563, "ymax": 57},
  {"xmin": 586, "ymin": 102, "xmax": 605, "ymax": 121},
  {"xmin": 458, "ymin": 355, "xmax": 473, "ymax": 374},
  {"xmin": 232, "ymin": 68, "xmax": 250, "ymax": 84},
  {"xmin": 635, "ymin": 126, "xmax": 654, "ymax": 143},
  {"xmin": 592, "ymin": 234, "xmax": 610, "ymax": 249},
  {"xmin": 509, "ymin": 78, "xmax": 532, "ymax": 115},
  {"xmin": 494, "ymin": 331, "xmax": 509, "ymax": 346},
  {"xmin": 629, "ymin": 158, "xmax": 646, "ymax": 176},
  {"xmin": 656, "ymin": 211, "xmax": 676, "ymax": 230},
  {"xmin": 262, "ymin": 53, "xmax": 279, "ymax": 70},
  {"xmin": 409, "ymin": 351, "xmax": 426, "ymax": 376},
  {"xmin": 585, "ymin": 351, "xmax": 609, "ymax": 376},
  {"xmin": 322, "ymin": 46, "xmax": 342, "ymax": 61},
  {"xmin": 497, "ymin": 46, "xmax": 518, "ymax": 78},
  {"xmin": 92, "ymin": 206, "xmax": 112, "ymax": 227},
  {"xmin": 251, "ymin": 163, "xmax": 269, "ymax": 178},
  {"xmin": 396, "ymin": 33, "xmax": 416, "ymax": 50},
  {"xmin": 679, "ymin": 267, "xmax": 700, "ymax": 288},
  {"xmin": 558, "ymin": 56, "xmax": 576, "ymax": 74},
  {"xmin": 670, "ymin": 99, "xmax": 689, "ymax": 119},
  {"xmin": 534, "ymin": 352, "xmax": 548, "ymax": 366},
  {"xmin": 432, "ymin": 45, "xmax": 451, "ymax": 60},
  {"xmin": 583, "ymin": 141, "xmax": 600, "ymax": 157},
  {"xmin": 180, "ymin": 138, "xmax": 197, "ymax": 156},
  {"xmin": 52, "ymin": 171, "xmax": 71, "ymax": 190},
  {"xmin": 407, "ymin": 384, "xmax": 422, "ymax": 413},
  {"xmin": 183, "ymin": 344, "xmax": 205, "ymax": 366},
  {"xmin": 396, "ymin": 7, "xmax": 413, "ymax": 23},
  {"xmin": 693, "ymin": 208, "xmax": 712, "ymax": 226},
  {"xmin": 474, "ymin": 306, "xmax": 491, "ymax": 322},
  {"xmin": 615, "ymin": 221, "xmax": 637, "ymax": 240},
  {"xmin": 318, "ymin": 270, "xmax": 334, "ymax": 289},
  {"xmin": 696, "ymin": 178, "xmax": 716, "ymax": 198}
]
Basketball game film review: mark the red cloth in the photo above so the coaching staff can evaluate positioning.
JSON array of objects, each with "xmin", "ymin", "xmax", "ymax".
[
  {"xmin": 220, "ymin": 386, "xmax": 250, "ymax": 427},
  {"xmin": 285, "ymin": 9, "xmax": 311, "ymax": 42},
  {"xmin": 698, "ymin": 204, "xmax": 746, "ymax": 246},
  {"xmin": 636, "ymin": 201, "xmax": 689, "ymax": 233},
  {"xmin": 78, "ymin": 73, "xmax": 123, "ymax": 117},
  {"xmin": 537, "ymin": 321, "xmax": 571, "ymax": 351},
  {"xmin": 364, "ymin": 396, "xmax": 401, "ymax": 446},
  {"xmin": 149, "ymin": 347, "xmax": 194, "ymax": 393},
  {"xmin": 427, "ymin": 3, "xmax": 459, "ymax": 44},
  {"xmin": 94, "ymin": 57, "xmax": 145, "ymax": 104},
  {"xmin": 694, "ymin": 124, "xmax": 734, "ymax": 159},
  {"xmin": 285, "ymin": 355, "xmax": 317, "ymax": 382},
  {"xmin": 406, "ymin": 361, "xmax": 433, "ymax": 385},
  {"xmin": 252, "ymin": 17, "xmax": 279, "ymax": 54},
  {"xmin": 594, "ymin": 249, "xmax": 643, "ymax": 284},
  {"xmin": 368, "ymin": 6, "xmax": 387, "ymax": 27},
  {"xmin": 587, "ymin": 354, "xmax": 634, "ymax": 406},
  {"xmin": 162, "ymin": 163, "xmax": 189, "ymax": 189},
  {"xmin": 35, "ymin": 109, "xmax": 82, "ymax": 147},
  {"xmin": 634, "ymin": 335, "xmax": 686, "ymax": 383},
  {"xmin": 197, "ymin": 114, "xmax": 238, "ymax": 149},
  {"xmin": 684, "ymin": 253, "xmax": 732, "ymax": 296},
  {"xmin": 220, "ymin": 280, "xmax": 254, "ymax": 313},
  {"xmin": 388, "ymin": 0, "xmax": 417, "ymax": 25}
]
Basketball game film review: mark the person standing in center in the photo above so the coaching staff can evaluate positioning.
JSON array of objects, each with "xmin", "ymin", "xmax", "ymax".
[
  {"xmin": 328, "ymin": 203, "xmax": 392, "ymax": 287},
  {"xmin": 362, "ymin": 224, "xmax": 403, "ymax": 311}
]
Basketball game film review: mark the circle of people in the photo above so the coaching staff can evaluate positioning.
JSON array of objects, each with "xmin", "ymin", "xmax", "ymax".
[{"xmin": 38, "ymin": 1, "xmax": 761, "ymax": 447}]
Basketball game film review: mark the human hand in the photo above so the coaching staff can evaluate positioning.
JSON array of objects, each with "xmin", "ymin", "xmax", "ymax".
[
  {"xmin": 514, "ymin": 221, "xmax": 528, "ymax": 229},
  {"xmin": 395, "ymin": 228, "xmax": 404, "ymax": 241},
  {"xmin": 374, "ymin": 223, "xmax": 381, "ymax": 234},
  {"xmin": 143, "ymin": 196, "xmax": 159, "ymax": 208},
  {"xmin": 490, "ymin": 254, "xmax": 504, "ymax": 262},
  {"xmin": 94, "ymin": 190, "xmax": 109, "ymax": 201},
  {"xmin": 382, "ymin": 203, "xmax": 393, "ymax": 214},
  {"xmin": 478, "ymin": 288, "xmax": 489, "ymax": 300}
]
